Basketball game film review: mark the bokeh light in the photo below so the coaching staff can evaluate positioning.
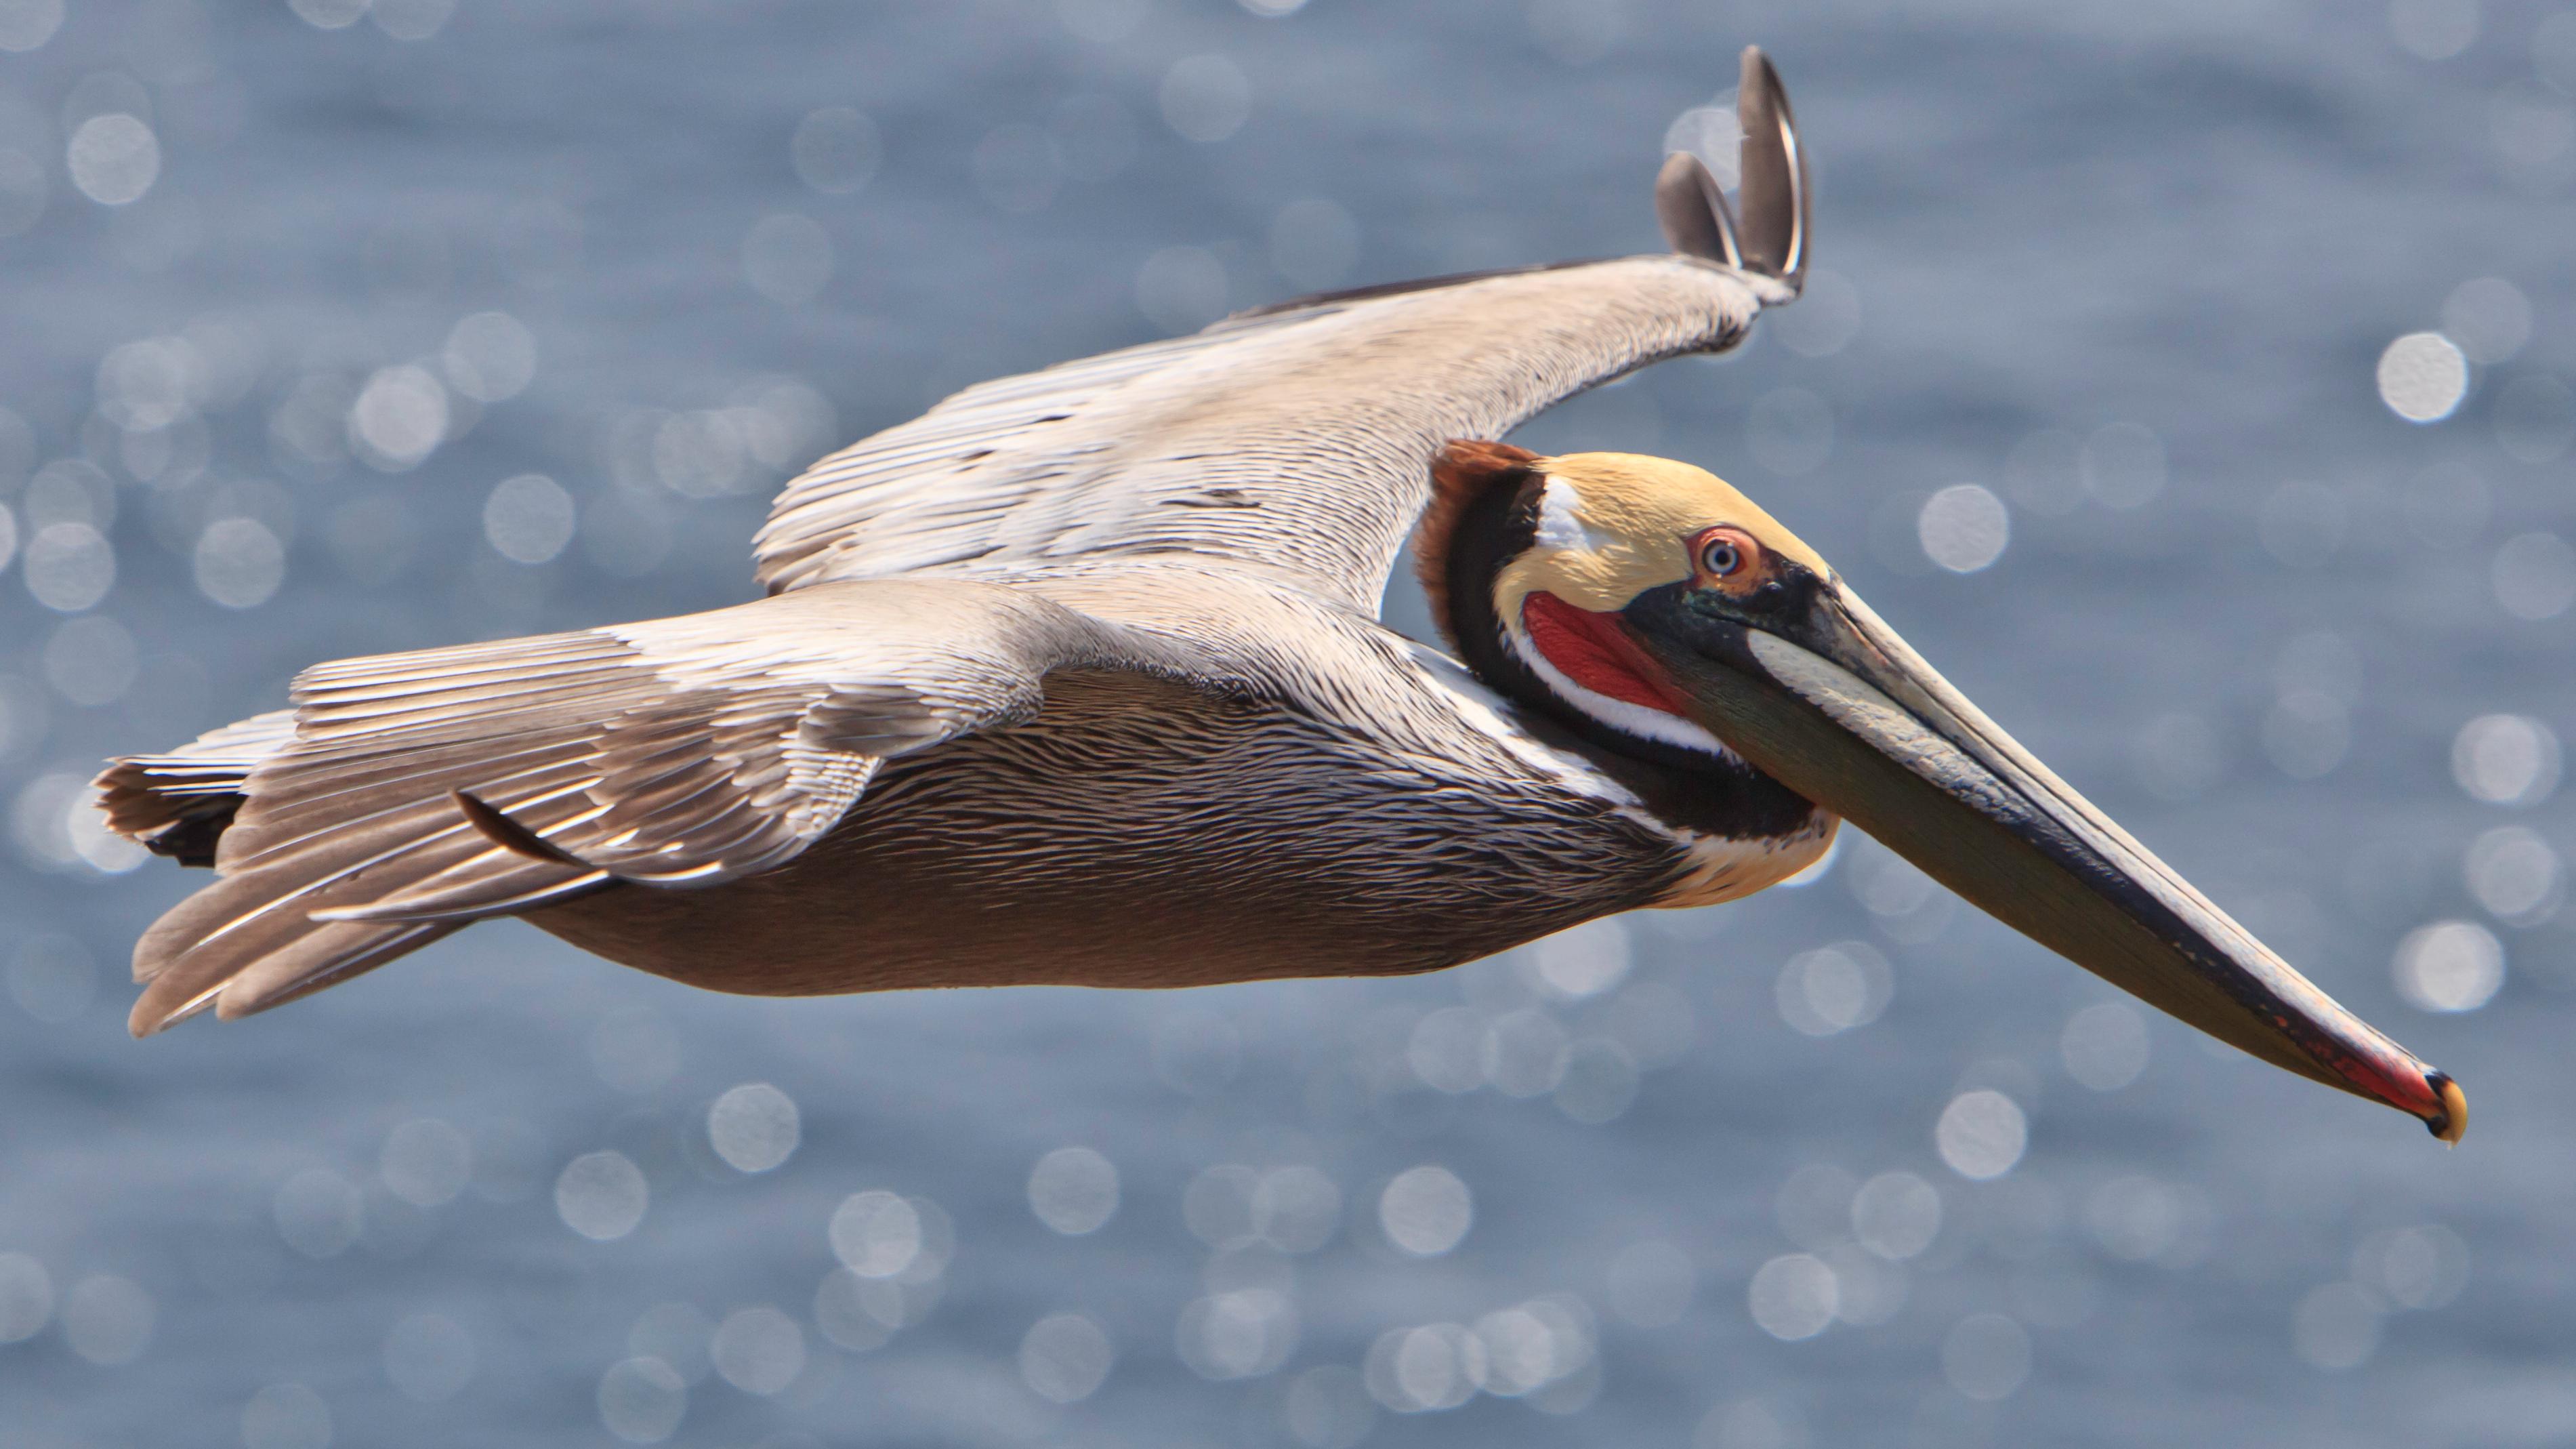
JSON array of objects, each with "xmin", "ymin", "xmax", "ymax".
[
  {"xmin": 0, "ymin": 1252, "xmax": 52, "ymax": 1342},
  {"xmin": 1849, "ymin": 1172, "xmax": 1942, "ymax": 1260},
  {"xmin": 2354, "ymin": 1225, "xmax": 2471, "ymax": 1310},
  {"xmin": 1176, "ymin": 1284, "xmax": 1298, "ymax": 1380},
  {"xmin": 2392, "ymin": 920, "xmax": 2506, "ymax": 1012},
  {"xmin": 2441, "ymin": 277, "xmax": 2532, "ymax": 363},
  {"xmin": 443, "ymin": 312, "xmax": 537, "ymax": 403},
  {"xmin": 1697, "ymin": 1398, "xmax": 1806, "ymax": 1449},
  {"xmin": 1531, "ymin": 918, "xmax": 1632, "ymax": 999},
  {"xmin": 1378, "ymin": 1165, "xmax": 1472, "ymax": 1257},
  {"xmin": 2451, "ymin": 714, "xmax": 2560, "ymax": 807},
  {"xmin": 2379, "ymin": 331, "xmax": 2470, "ymax": 422},
  {"xmin": 1136, "ymin": 245, "xmax": 1228, "ymax": 333},
  {"xmin": 2390, "ymin": 0, "xmax": 2478, "ymax": 60},
  {"xmin": 382, "ymin": 1312, "xmax": 476, "ymax": 1403},
  {"xmin": 374, "ymin": 0, "xmax": 455, "ymax": 43},
  {"xmin": 1774, "ymin": 940, "xmax": 1892, "ymax": 1036},
  {"xmin": 1942, "ymin": 1313, "xmax": 2032, "ymax": 1400},
  {"xmin": 195, "ymin": 516, "xmax": 285, "ymax": 607},
  {"xmin": 1935, "ymin": 1090, "xmax": 2028, "ymax": 1180},
  {"xmin": 24, "ymin": 521, "xmax": 112, "ymax": 611},
  {"xmin": 0, "ymin": 0, "xmax": 63, "ymax": 52},
  {"xmin": 1283, "ymin": 1364, "xmax": 1375, "ymax": 1448},
  {"xmin": 2003, "ymin": 428, "xmax": 2084, "ymax": 516},
  {"xmin": 349, "ymin": 365, "xmax": 449, "ymax": 471},
  {"xmin": 62, "ymin": 1274, "xmax": 153, "ymax": 1366},
  {"xmin": 1020, "ymin": 1311, "xmax": 1115, "ymax": 1402},
  {"xmin": 706, "ymin": 1082, "xmax": 799, "ymax": 1172},
  {"xmin": 1027, "ymin": 1145, "xmax": 1121, "ymax": 1236},
  {"xmin": 1917, "ymin": 484, "xmax": 2010, "ymax": 573},
  {"xmin": 2491, "ymin": 532, "xmax": 2576, "ymax": 619},
  {"xmin": 379, "ymin": 1118, "xmax": 472, "ymax": 1207},
  {"xmin": 597, "ymin": 1357, "xmax": 686, "ymax": 1444},
  {"xmin": 2060, "ymin": 1002, "xmax": 2150, "ymax": 1091},
  {"xmin": 792, "ymin": 107, "xmax": 880, "ymax": 195},
  {"xmin": 709, "ymin": 1306, "xmax": 805, "ymax": 1395},
  {"xmin": 239, "ymin": 1382, "xmax": 330, "ymax": 1449},
  {"xmin": 67, "ymin": 114, "xmax": 158, "ymax": 206},
  {"xmin": 830, "ymin": 1191, "xmax": 932, "ymax": 1278},
  {"xmin": 483, "ymin": 474, "xmax": 576, "ymax": 565},
  {"xmin": 274, "ymin": 1168, "xmax": 362, "ymax": 1259},
  {"xmin": 556, "ymin": 1151, "xmax": 649, "ymax": 1242},
  {"xmin": 289, "ymin": 0, "xmax": 367, "ymax": 29},
  {"xmin": 1746, "ymin": 1253, "xmax": 1837, "ymax": 1341},
  {"xmin": 2464, "ymin": 825, "xmax": 2562, "ymax": 924}
]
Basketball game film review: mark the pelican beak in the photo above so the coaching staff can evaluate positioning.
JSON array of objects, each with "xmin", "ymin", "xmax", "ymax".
[{"xmin": 1623, "ymin": 577, "xmax": 2465, "ymax": 1144}]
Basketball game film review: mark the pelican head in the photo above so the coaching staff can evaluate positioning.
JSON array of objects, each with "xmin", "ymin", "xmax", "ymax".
[{"xmin": 1420, "ymin": 441, "xmax": 2464, "ymax": 1141}]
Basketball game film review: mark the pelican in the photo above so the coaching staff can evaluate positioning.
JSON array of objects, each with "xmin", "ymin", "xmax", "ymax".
[{"xmin": 98, "ymin": 51, "xmax": 2463, "ymax": 1143}]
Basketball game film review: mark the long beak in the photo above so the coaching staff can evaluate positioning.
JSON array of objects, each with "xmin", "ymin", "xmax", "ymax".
[{"xmin": 1628, "ymin": 581, "xmax": 2466, "ymax": 1144}]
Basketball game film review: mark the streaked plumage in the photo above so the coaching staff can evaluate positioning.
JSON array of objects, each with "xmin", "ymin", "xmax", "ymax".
[{"xmin": 100, "ymin": 52, "xmax": 2465, "ymax": 1145}]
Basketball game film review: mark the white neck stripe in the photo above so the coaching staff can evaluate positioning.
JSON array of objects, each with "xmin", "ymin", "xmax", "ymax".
[{"xmin": 1499, "ymin": 610, "xmax": 1743, "ymax": 765}]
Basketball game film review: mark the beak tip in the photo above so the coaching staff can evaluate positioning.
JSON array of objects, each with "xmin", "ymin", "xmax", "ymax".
[{"xmin": 2427, "ymin": 1072, "xmax": 2468, "ymax": 1147}]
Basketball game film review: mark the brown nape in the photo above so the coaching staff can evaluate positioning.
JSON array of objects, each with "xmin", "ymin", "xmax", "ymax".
[{"xmin": 1413, "ymin": 439, "xmax": 1542, "ymax": 643}]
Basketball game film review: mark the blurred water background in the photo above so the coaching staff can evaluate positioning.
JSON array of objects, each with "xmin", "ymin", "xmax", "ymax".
[{"xmin": 0, "ymin": 0, "xmax": 2571, "ymax": 1444}]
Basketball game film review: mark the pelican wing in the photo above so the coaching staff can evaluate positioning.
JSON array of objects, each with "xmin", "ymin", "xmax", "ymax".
[
  {"xmin": 753, "ymin": 254, "xmax": 1777, "ymax": 611},
  {"xmin": 754, "ymin": 47, "xmax": 1812, "ymax": 611},
  {"xmin": 106, "ymin": 579, "xmax": 1219, "ymax": 1032}
]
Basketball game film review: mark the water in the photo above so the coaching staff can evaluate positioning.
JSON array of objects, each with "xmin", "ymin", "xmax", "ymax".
[{"xmin": 1, "ymin": 1, "xmax": 2570, "ymax": 1444}]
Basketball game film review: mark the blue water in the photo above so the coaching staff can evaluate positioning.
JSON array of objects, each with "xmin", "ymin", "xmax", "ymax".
[{"xmin": 1, "ymin": 1, "xmax": 2570, "ymax": 1445}]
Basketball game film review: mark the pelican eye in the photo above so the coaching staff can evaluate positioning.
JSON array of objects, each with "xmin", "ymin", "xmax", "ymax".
[{"xmin": 1699, "ymin": 537, "xmax": 1744, "ymax": 577}]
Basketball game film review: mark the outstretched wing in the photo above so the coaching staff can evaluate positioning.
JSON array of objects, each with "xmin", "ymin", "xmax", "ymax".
[
  {"xmin": 754, "ymin": 255, "xmax": 1772, "ymax": 611},
  {"xmin": 753, "ymin": 50, "xmax": 1811, "ymax": 612},
  {"xmin": 103, "ymin": 579, "xmax": 1218, "ymax": 1034}
]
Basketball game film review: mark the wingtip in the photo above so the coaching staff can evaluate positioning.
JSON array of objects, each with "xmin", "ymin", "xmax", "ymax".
[
  {"xmin": 1655, "ymin": 47, "xmax": 1808, "ymax": 294},
  {"xmin": 127, "ymin": 983, "xmax": 213, "ymax": 1038},
  {"xmin": 1654, "ymin": 151, "xmax": 1742, "ymax": 268},
  {"xmin": 1734, "ymin": 45, "xmax": 1809, "ymax": 293}
]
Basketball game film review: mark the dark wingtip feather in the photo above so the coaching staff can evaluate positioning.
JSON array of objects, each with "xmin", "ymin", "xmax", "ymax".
[
  {"xmin": 1655, "ymin": 152, "xmax": 1742, "ymax": 268},
  {"xmin": 1734, "ymin": 46, "xmax": 1809, "ymax": 291}
]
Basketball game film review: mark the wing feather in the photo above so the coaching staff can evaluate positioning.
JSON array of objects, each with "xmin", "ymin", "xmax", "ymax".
[
  {"xmin": 105, "ymin": 578, "xmax": 1216, "ymax": 1032},
  {"xmin": 751, "ymin": 254, "xmax": 1777, "ymax": 609}
]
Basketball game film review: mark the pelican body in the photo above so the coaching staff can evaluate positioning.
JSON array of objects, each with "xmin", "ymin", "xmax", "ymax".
[{"xmin": 99, "ymin": 53, "xmax": 2464, "ymax": 1143}]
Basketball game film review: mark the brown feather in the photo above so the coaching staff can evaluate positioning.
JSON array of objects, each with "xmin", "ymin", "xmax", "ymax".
[{"xmin": 1413, "ymin": 440, "xmax": 1542, "ymax": 646}]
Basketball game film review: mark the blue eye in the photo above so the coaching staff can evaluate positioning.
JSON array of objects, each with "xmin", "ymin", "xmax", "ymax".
[{"xmin": 1701, "ymin": 537, "xmax": 1743, "ymax": 576}]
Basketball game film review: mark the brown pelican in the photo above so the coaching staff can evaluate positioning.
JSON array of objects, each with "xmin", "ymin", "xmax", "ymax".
[{"xmin": 97, "ymin": 51, "xmax": 2464, "ymax": 1144}]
